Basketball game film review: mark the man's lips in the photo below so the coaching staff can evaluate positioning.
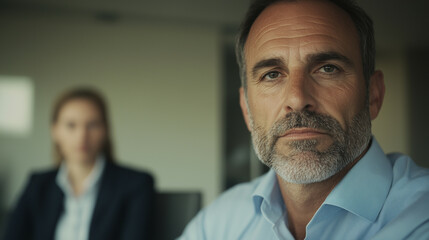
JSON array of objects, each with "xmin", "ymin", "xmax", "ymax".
[{"xmin": 280, "ymin": 128, "xmax": 327, "ymax": 139}]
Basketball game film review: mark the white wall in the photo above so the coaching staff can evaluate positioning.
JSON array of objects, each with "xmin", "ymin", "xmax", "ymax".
[{"xmin": 0, "ymin": 10, "xmax": 222, "ymax": 209}]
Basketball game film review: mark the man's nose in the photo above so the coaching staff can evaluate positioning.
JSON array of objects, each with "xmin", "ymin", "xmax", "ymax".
[{"xmin": 282, "ymin": 71, "xmax": 316, "ymax": 113}]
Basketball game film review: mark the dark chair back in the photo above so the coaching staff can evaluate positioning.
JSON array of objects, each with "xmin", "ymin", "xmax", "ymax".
[{"xmin": 153, "ymin": 191, "xmax": 202, "ymax": 240}]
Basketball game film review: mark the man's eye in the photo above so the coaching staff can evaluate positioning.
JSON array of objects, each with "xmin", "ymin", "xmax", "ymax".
[
  {"xmin": 319, "ymin": 64, "xmax": 338, "ymax": 73},
  {"xmin": 262, "ymin": 71, "xmax": 281, "ymax": 81}
]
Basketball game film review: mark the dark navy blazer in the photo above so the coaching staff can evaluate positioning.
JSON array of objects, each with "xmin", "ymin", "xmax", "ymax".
[{"xmin": 3, "ymin": 161, "xmax": 155, "ymax": 240}]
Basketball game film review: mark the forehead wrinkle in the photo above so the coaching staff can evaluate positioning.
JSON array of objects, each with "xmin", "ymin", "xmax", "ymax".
[
  {"xmin": 252, "ymin": 34, "xmax": 347, "ymax": 59},
  {"xmin": 256, "ymin": 34, "xmax": 343, "ymax": 44},
  {"xmin": 251, "ymin": 14, "xmax": 341, "ymax": 41},
  {"xmin": 249, "ymin": 24, "xmax": 344, "ymax": 57}
]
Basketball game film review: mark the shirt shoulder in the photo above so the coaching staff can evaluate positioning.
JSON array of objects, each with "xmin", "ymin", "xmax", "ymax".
[
  {"xmin": 179, "ymin": 175, "xmax": 265, "ymax": 240},
  {"xmin": 374, "ymin": 153, "xmax": 429, "ymax": 239},
  {"xmin": 387, "ymin": 153, "xmax": 429, "ymax": 200},
  {"xmin": 205, "ymin": 176, "xmax": 261, "ymax": 221},
  {"xmin": 388, "ymin": 152, "xmax": 429, "ymax": 181}
]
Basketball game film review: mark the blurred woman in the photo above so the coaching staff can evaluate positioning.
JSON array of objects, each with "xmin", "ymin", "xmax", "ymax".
[{"xmin": 3, "ymin": 88, "xmax": 155, "ymax": 240}]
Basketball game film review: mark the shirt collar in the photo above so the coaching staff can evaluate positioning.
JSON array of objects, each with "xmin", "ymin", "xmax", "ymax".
[
  {"xmin": 324, "ymin": 138, "xmax": 393, "ymax": 222},
  {"xmin": 56, "ymin": 155, "xmax": 106, "ymax": 197},
  {"xmin": 252, "ymin": 168, "xmax": 285, "ymax": 225},
  {"xmin": 251, "ymin": 137, "xmax": 393, "ymax": 224}
]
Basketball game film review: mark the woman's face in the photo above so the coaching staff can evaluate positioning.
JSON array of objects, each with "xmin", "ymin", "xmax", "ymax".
[{"xmin": 52, "ymin": 98, "xmax": 106, "ymax": 165}]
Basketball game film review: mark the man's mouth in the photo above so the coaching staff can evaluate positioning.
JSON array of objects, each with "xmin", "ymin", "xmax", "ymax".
[{"xmin": 280, "ymin": 128, "xmax": 327, "ymax": 140}]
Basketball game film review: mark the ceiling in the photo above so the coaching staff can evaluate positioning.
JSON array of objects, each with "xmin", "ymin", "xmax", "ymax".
[
  {"xmin": 1, "ymin": 0, "xmax": 428, "ymax": 49},
  {"xmin": 0, "ymin": 0, "xmax": 250, "ymax": 26}
]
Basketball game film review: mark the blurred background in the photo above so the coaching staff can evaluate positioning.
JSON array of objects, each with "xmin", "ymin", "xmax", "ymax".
[{"xmin": 0, "ymin": 0, "xmax": 428, "ymax": 234}]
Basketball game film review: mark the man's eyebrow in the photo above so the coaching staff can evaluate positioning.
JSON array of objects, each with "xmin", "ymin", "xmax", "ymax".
[
  {"xmin": 306, "ymin": 51, "xmax": 354, "ymax": 67},
  {"xmin": 250, "ymin": 53, "xmax": 353, "ymax": 78},
  {"xmin": 251, "ymin": 58, "xmax": 286, "ymax": 79}
]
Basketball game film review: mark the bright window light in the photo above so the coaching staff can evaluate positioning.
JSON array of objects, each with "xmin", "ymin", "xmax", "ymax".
[{"xmin": 0, "ymin": 76, "xmax": 34, "ymax": 137}]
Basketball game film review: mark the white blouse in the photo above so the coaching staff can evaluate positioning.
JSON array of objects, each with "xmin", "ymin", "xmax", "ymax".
[{"xmin": 54, "ymin": 157, "xmax": 105, "ymax": 240}]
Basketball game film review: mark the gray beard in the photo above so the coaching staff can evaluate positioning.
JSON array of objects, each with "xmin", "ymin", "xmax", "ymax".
[{"xmin": 250, "ymin": 109, "xmax": 371, "ymax": 184}]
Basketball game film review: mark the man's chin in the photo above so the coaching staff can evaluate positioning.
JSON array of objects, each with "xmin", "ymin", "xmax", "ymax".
[
  {"xmin": 273, "ymin": 151, "xmax": 321, "ymax": 164},
  {"xmin": 270, "ymin": 152, "xmax": 338, "ymax": 184}
]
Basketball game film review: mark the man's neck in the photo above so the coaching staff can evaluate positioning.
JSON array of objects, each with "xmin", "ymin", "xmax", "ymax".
[{"xmin": 277, "ymin": 146, "xmax": 369, "ymax": 240}]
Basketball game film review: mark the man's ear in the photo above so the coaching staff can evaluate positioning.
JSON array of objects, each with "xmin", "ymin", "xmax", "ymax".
[
  {"xmin": 368, "ymin": 70, "xmax": 385, "ymax": 120},
  {"xmin": 239, "ymin": 87, "xmax": 251, "ymax": 131}
]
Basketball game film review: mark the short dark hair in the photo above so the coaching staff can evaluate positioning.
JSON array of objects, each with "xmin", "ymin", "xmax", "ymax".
[
  {"xmin": 51, "ymin": 87, "xmax": 115, "ymax": 164},
  {"xmin": 236, "ymin": 0, "xmax": 375, "ymax": 90}
]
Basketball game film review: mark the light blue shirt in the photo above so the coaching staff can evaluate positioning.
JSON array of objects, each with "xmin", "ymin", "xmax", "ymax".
[
  {"xmin": 179, "ymin": 139, "xmax": 429, "ymax": 240},
  {"xmin": 54, "ymin": 157, "xmax": 105, "ymax": 240}
]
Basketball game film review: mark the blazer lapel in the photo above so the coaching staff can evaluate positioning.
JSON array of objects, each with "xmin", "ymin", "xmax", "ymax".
[
  {"xmin": 89, "ymin": 162, "xmax": 116, "ymax": 240},
  {"xmin": 44, "ymin": 178, "xmax": 64, "ymax": 240}
]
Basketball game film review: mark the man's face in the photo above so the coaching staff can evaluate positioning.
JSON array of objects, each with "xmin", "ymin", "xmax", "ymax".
[{"xmin": 240, "ymin": 0, "xmax": 378, "ymax": 184}]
